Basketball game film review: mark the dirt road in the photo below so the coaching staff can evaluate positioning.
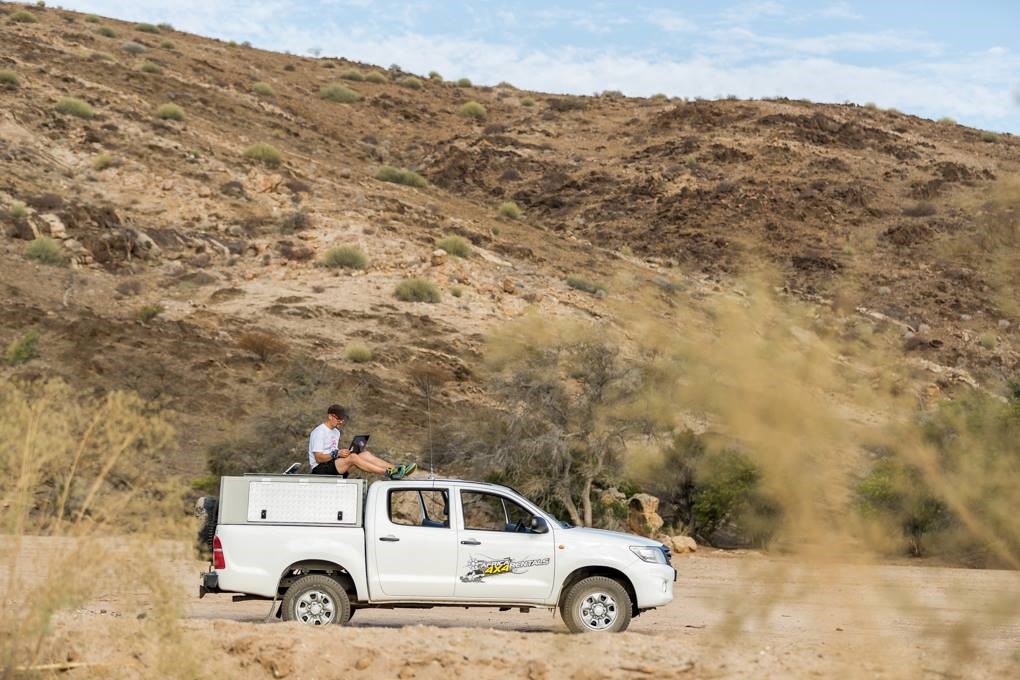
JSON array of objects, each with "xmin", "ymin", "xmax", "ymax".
[{"xmin": 23, "ymin": 538, "xmax": 1013, "ymax": 679}]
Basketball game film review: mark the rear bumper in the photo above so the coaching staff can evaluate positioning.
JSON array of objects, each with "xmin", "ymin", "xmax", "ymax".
[
  {"xmin": 199, "ymin": 571, "xmax": 221, "ymax": 598},
  {"xmin": 632, "ymin": 563, "xmax": 676, "ymax": 609}
]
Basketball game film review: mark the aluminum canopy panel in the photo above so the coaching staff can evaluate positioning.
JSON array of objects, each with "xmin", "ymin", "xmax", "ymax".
[{"xmin": 245, "ymin": 478, "xmax": 360, "ymax": 525}]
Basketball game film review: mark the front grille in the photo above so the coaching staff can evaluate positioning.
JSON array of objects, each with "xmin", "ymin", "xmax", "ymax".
[{"xmin": 659, "ymin": 545, "xmax": 672, "ymax": 566}]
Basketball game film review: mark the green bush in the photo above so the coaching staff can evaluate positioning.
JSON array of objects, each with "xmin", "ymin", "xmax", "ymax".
[
  {"xmin": 5, "ymin": 330, "xmax": 39, "ymax": 366},
  {"xmin": 364, "ymin": 70, "xmax": 387, "ymax": 83},
  {"xmin": 375, "ymin": 166, "xmax": 427, "ymax": 188},
  {"xmin": 981, "ymin": 131, "xmax": 999, "ymax": 143},
  {"xmin": 9, "ymin": 200, "xmax": 28, "ymax": 221},
  {"xmin": 252, "ymin": 81, "xmax": 273, "ymax": 95},
  {"xmin": 10, "ymin": 10, "xmax": 37, "ymax": 23},
  {"xmin": 345, "ymin": 343, "xmax": 373, "ymax": 363},
  {"xmin": 157, "ymin": 22, "xmax": 174, "ymax": 32},
  {"xmin": 428, "ymin": 70, "xmax": 443, "ymax": 81},
  {"xmin": 651, "ymin": 93, "xmax": 668, "ymax": 101},
  {"xmin": 160, "ymin": 39, "xmax": 175, "ymax": 49},
  {"xmin": 85, "ymin": 15, "xmax": 100, "ymax": 23},
  {"xmin": 319, "ymin": 83, "xmax": 360, "ymax": 103},
  {"xmin": 437, "ymin": 235, "xmax": 471, "ymax": 258},
  {"xmin": 96, "ymin": 26, "xmax": 115, "ymax": 37},
  {"xmin": 243, "ymin": 143, "xmax": 282, "ymax": 166},
  {"xmin": 459, "ymin": 101, "xmax": 486, "ymax": 119},
  {"xmin": 25, "ymin": 237, "xmax": 65, "ymax": 266},
  {"xmin": 92, "ymin": 153, "xmax": 114, "ymax": 171},
  {"xmin": 396, "ymin": 76, "xmax": 423, "ymax": 90},
  {"xmin": 0, "ymin": 70, "xmax": 20, "ymax": 88},
  {"xmin": 340, "ymin": 69, "xmax": 365, "ymax": 82},
  {"xmin": 566, "ymin": 275, "xmax": 606, "ymax": 295},
  {"xmin": 856, "ymin": 458, "xmax": 952, "ymax": 557},
  {"xmin": 122, "ymin": 41, "xmax": 146, "ymax": 54},
  {"xmin": 140, "ymin": 61, "xmax": 162, "ymax": 74},
  {"xmin": 137, "ymin": 304, "xmax": 164, "ymax": 323},
  {"xmin": 55, "ymin": 97, "xmax": 95, "ymax": 119},
  {"xmin": 496, "ymin": 201, "xmax": 521, "ymax": 219},
  {"xmin": 134, "ymin": 22, "xmax": 160, "ymax": 33},
  {"xmin": 456, "ymin": 77, "xmax": 471, "ymax": 87},
  {"xmin": 321, "ymin": 245, "xmax": 366, "ymax": 270},
  {"xmin": 520, "ymin": 97, "xmax": 534, "ymax": 107},
  {"xmin": 490, "ymin": 225, "xmax": 501, "ymax": 236},
  {"xmin": 938, "ymin": 116, "xmax": 956, "ymax": 124},
  {"xmin": 450, "ymin": 286, "xmax": 463, "ymax": 298},
  {"xmin": 156, "ymin": 103, "xmax": 184, "ymax": 120},
  {"xmin": 395, "ymin": 278, "xmax": 440, "ymax": 303}
]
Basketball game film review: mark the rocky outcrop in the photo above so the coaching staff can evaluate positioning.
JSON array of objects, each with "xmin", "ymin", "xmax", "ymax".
[{"xmin": 628, "ymin": 493, "xmax": 664, "ymax": 537}]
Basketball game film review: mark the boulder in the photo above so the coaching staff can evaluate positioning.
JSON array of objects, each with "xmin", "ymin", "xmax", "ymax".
[
  {"xmin": 39, "ymin": 213, "xmax": 67, "ymax": 239},
  {"xmin": 657, "ymin": 534, "xmax": 697, "ymax": 554},
  {"xmin": 627, "ymin": 493, "xmax": 664, "ymax": 537},
  {"xmin": 431, "ymin": 249, "xmax": 447, "ymax": 267},
  {"xmin": 501, "ymin": 278, "xmax": 516, "ymax": 294}
]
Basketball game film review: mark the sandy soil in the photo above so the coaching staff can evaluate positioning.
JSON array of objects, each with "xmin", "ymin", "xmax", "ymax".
[{"xmin": 8, "ymin": 536, "xmax": 1014, "ymax": 679}]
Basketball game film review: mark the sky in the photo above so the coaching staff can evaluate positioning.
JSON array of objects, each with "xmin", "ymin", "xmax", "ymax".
[{"xmin": 54, "ymin": 0, "xmax": 1020, "ymax": 133}]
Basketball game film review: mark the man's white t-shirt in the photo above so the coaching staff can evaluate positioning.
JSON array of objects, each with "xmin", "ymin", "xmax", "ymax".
[{"xmin": 308, "ymin": 424, "xmax": 341, "ymax": 468}]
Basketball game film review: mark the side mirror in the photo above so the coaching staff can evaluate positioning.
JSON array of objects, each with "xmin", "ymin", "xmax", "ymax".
[{"xmin": 530, "ymin": 516, "xmax": 549, "ymax": 534}]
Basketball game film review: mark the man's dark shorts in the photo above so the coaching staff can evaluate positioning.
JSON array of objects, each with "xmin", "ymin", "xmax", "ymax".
[{"xmin": 311, "ymin": 461, "xmax": 349, "ymax": 478}]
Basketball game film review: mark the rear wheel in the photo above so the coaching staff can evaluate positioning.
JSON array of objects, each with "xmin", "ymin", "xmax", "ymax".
[
  {"xmin": 560, "ymin": 576, "xmax": 632, "ymax": 633},
  {"xmin": 281, "ymin": 574, "xmax": 351, "ymax": 627}
]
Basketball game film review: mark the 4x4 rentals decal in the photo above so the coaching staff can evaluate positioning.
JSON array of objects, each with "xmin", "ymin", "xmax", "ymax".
[{"xmin": 460, "ymin": 555, "xmax": 551, "ymax": 583}]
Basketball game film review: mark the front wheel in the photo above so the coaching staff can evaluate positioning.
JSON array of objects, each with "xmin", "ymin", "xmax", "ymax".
[
  {"xmin": 560, "ymin": 576, "xmax": 633, "ymax": 633},
  {"xmin": 281, "ymin": 574, "xmax": 351, "ymax": 626}
]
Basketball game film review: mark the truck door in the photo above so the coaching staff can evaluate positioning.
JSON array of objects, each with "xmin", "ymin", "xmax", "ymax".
[
  {"xmin": 373, "ymin": 486, "xmax": 458, "ymax": 598},
  {"xmin": 454, "ymin": 489, "xmax": 556, "ymax": 601}
]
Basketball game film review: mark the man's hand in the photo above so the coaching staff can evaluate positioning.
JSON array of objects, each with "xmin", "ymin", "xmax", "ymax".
[{"xmin": 337, "ymin": 448, "xmax": 352, "ymax": 459}]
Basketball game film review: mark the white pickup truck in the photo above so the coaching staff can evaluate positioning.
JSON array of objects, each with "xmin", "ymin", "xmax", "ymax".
[{"xmin": 199, "ymin": 475, "xmax": 675, "ymax": 633}]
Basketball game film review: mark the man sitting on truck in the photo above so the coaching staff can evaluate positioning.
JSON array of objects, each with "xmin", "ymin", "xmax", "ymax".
[{"xmin": 308, "ymin": 404, "xmax": 416, "ymax": 479}]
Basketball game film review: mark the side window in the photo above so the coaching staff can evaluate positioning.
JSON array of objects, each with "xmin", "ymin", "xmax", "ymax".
[
  {"xmin": 461, "ymin": 491, "xmax": 535, "ymax": 532},
  {"xmin": 389, "ymin": 489, "xmax": 449, "ymax": 528}
]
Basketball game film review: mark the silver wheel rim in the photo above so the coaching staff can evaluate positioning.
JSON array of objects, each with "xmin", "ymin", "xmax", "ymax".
[
  {"xmin": 295, "ymin": 589, "xmax": 336, "ymax": 625},
  {"xmin": 578, "ymin": 591, "xmax": 618, "ymax": 631}
]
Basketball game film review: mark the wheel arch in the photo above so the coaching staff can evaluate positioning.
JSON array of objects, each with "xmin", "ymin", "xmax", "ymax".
[
  {"xmin": 557, "ymin": 566, "xmax": 639, "ymax": 617},
  {"xmin": 278, "ymin": 559, "xmax": 361, "ymax": 600}
]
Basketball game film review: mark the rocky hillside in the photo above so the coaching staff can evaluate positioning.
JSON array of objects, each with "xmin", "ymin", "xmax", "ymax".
[{"xmin": 1, "ymin": 3, "xmax": 1017, "ymax": 477}]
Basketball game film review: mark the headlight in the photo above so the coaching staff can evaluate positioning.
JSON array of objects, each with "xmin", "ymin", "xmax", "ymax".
[{"xmin": 629, "ymin": 546, "xmax": 666, "ymax": 564}]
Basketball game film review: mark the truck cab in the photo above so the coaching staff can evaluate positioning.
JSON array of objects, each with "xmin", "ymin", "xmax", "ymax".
[{"xmin": 201, "ymin": 476, "xmax": 675, "ymax": 633}]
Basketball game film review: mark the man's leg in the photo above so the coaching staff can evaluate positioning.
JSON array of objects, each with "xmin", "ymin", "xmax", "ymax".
[
  {"xmin": 338, "ymin": 455, "xmax": 389, "ymax": 476},
  {"xmin": 356, "ymin": 450, "xmax": 396, "ymax": 470}
]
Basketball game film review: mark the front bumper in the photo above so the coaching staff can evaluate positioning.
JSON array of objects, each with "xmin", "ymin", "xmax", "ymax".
[{"xmin": 632, "ymin": 562, "xmax": 676, "ymax": 609}]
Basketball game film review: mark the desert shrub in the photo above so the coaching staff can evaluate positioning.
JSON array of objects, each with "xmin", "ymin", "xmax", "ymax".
[
  {"xmin": 375, "ymin": 166, "xmax": 427, "ymax": 188},
  {"xmin": 157, "ymin": 22, "xmax": 173, "ymax": 31},
  {"xmin": 55, "ymin": 97, "xmax": 94, "ymax": 119},
  {"xmin": 459, "ymin": 101, "xmax": 486, "ymax": 119},
  {"xmin": 319, "ymin": 83, "xmax": 360, "ymax": 103},
  {"xmin": 456, "ymin": 77, "xmax": 471, "ymax": 87},
  {"xmin": 903, "ymin": 201, "xmax": 936, "ymax": 217},
  {"xmin": 0, "ymin": 70, "xmax": 19, "ymax": 88},
  {"xmin": 978, "ymin": 333, "xmax": 996, "ymax": 349},
  {"xmin": 95, "ymin": 25, "xmax": 115, "ymax": 37},
  {"xmin": 496, "ymin": 201, "xmax": 522, "ymax": 219},
  {"xmin": 237, "ymin": 330, "xmax": 288, "ymax": 361},
  {"xmin": 437, "ymin": 235, "xmax": 471, "ymax": 257},
  {"xmin": 491, "ymin": 225, "xmax": 501, "ymax": 236},
  {"xmin": 155, "ymin": 103, "xmax": 183, "ymax": 120},
  {"xmin": 136, "ymin": 304, "xmax": 163, "ymax": 323},
  {"xmin": 856, "ymin": 458, "xmax": 952, "ymax": 557},
  {"xmin": 396, "ymin": 75, "xmax": 423, "ymax": 90},
  {"xmin": 520, "ymin": 97, "xmax": 534, "ymax": 107},
  {"xmin": 279, "ymin": 210, "xmax": 310, "ymax": 233},
  {"xmin": 364, "ymin": 70, "xmax": 386, "ymax": 83},
  {"xmin": 134, "ymin": 22, "xmax": 160, "ymax": 33},
  {"xmin": 864, "ymin": 101, "xmax": 878, "ymax": 109},
  {"xmin": 601, "ymin": 89, "xmax": 624, "ymax": 98},
  {"xmin": 548, "ymin": 97, "xmax": 586, "ymax": 112},
  {"xmin": 25, "ymin": 237, "xmax": 64, "ymax": 266},
  {"xmin": 320, "ymin": 245, "xmax": 366, "ymax": 270},
  {"xmin": 122, "ymin": 41, "xmax": 146, "ymax": 54},
  {"xmin": 85, "ymin": 14, "xmax": 100, "ymax": 23},
  {"xmin": 252, "ymin": 81, "xmax": 273, "ymax": 95},
  {"xmin": 428, "ymin": 70, "xmax": 443, "ymax": 81},
  {"xmin": 651, "ymin": 93, "xmax": 669, "ymax": 101},
  {"xmin": 981, "ymin": 131, "xmax": 999, "ymax": 143},
  {"xmin": 344, "ymin": 343, "xmax": 373, "ymax": 363},
  {"xmin": 340, "ymin": 68, "xmax": 365, "ymax": 81},
  {"xmin": 566, "ymin": 275, "xmax": 606, "ymax": 295},
  {"xmin": 5, "ymin": 330, "xmax": 39, "ymax": 366},
  {"xmin": 395, "ymin": 278, "xmax": 440, "ymax": 303},
  {"xmin": 938, "ymin": 116, "xmax": 956, "ymax": 124},
  {"xmin": 9, "ymin": 200, "xmax": 28, "ymax": 220},
  {"xmin": 450, "ymin": 286, "xmax": 463, "ymax": 298},
  {"xmin": 243, "ymin": 142, "xmax": 282, "ymax": 166},
  {"xmin": 9, "ymin": 10, "xmax": 36, "ymax": 23},
  {"xmin": 92, "ymin": 153, "xmax": 114, "ymax": 170},
  {"xmin": 159, "ymin": 39, "xmax": 174, "ymax": 49},
  {"xmin": 139, "ymin": 60, "xmax": 162, "ymax": 74}
]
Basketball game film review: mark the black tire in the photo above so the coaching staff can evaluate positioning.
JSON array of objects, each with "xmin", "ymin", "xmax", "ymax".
[
  {"xmin": 560, "ymin": 576, "xmax": 633, "ymax": 634},
  {"xmin": 195, "ymin": 496, "xmax": 218, "ymax": 555},
  {"xmin": 281, "ymin": 574, "xmax": 351, "ymax": 627}
]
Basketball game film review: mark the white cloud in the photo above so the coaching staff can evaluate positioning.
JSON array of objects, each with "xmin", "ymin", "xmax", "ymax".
[
  {"xmin": 721, "ymin": 1, "xmax": 787, "ymax": 24},
  {"xmin": 815, "ymin": 2, "xmax": 862, "ymax": 20},
  {"xmin": 648, "ymin": 9, "xmax": 697, "ymax": 33}
]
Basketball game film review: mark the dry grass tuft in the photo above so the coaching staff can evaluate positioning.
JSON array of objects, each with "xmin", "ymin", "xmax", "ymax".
[{"xmin": 237, "ymin": 331, "xmax": 288, "ymax": 361}]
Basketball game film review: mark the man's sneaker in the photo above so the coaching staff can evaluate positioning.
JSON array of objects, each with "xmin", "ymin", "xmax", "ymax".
[
  {"xmin": 401, "ymin": 463, "xmax": 417, "ymax": 477},
  {"xmin": 384, "ymin": 466, "xmax": 398, "ymax": 480}
]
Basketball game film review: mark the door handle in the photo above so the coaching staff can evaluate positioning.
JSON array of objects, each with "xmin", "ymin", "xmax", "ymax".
[
  {"xmin": 460, "ymin": 539, "xmax": 481, "ymax": 545},
  {"xmin": 379, "ymin": 535, "xmax": 400, "ymax": 542}
]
